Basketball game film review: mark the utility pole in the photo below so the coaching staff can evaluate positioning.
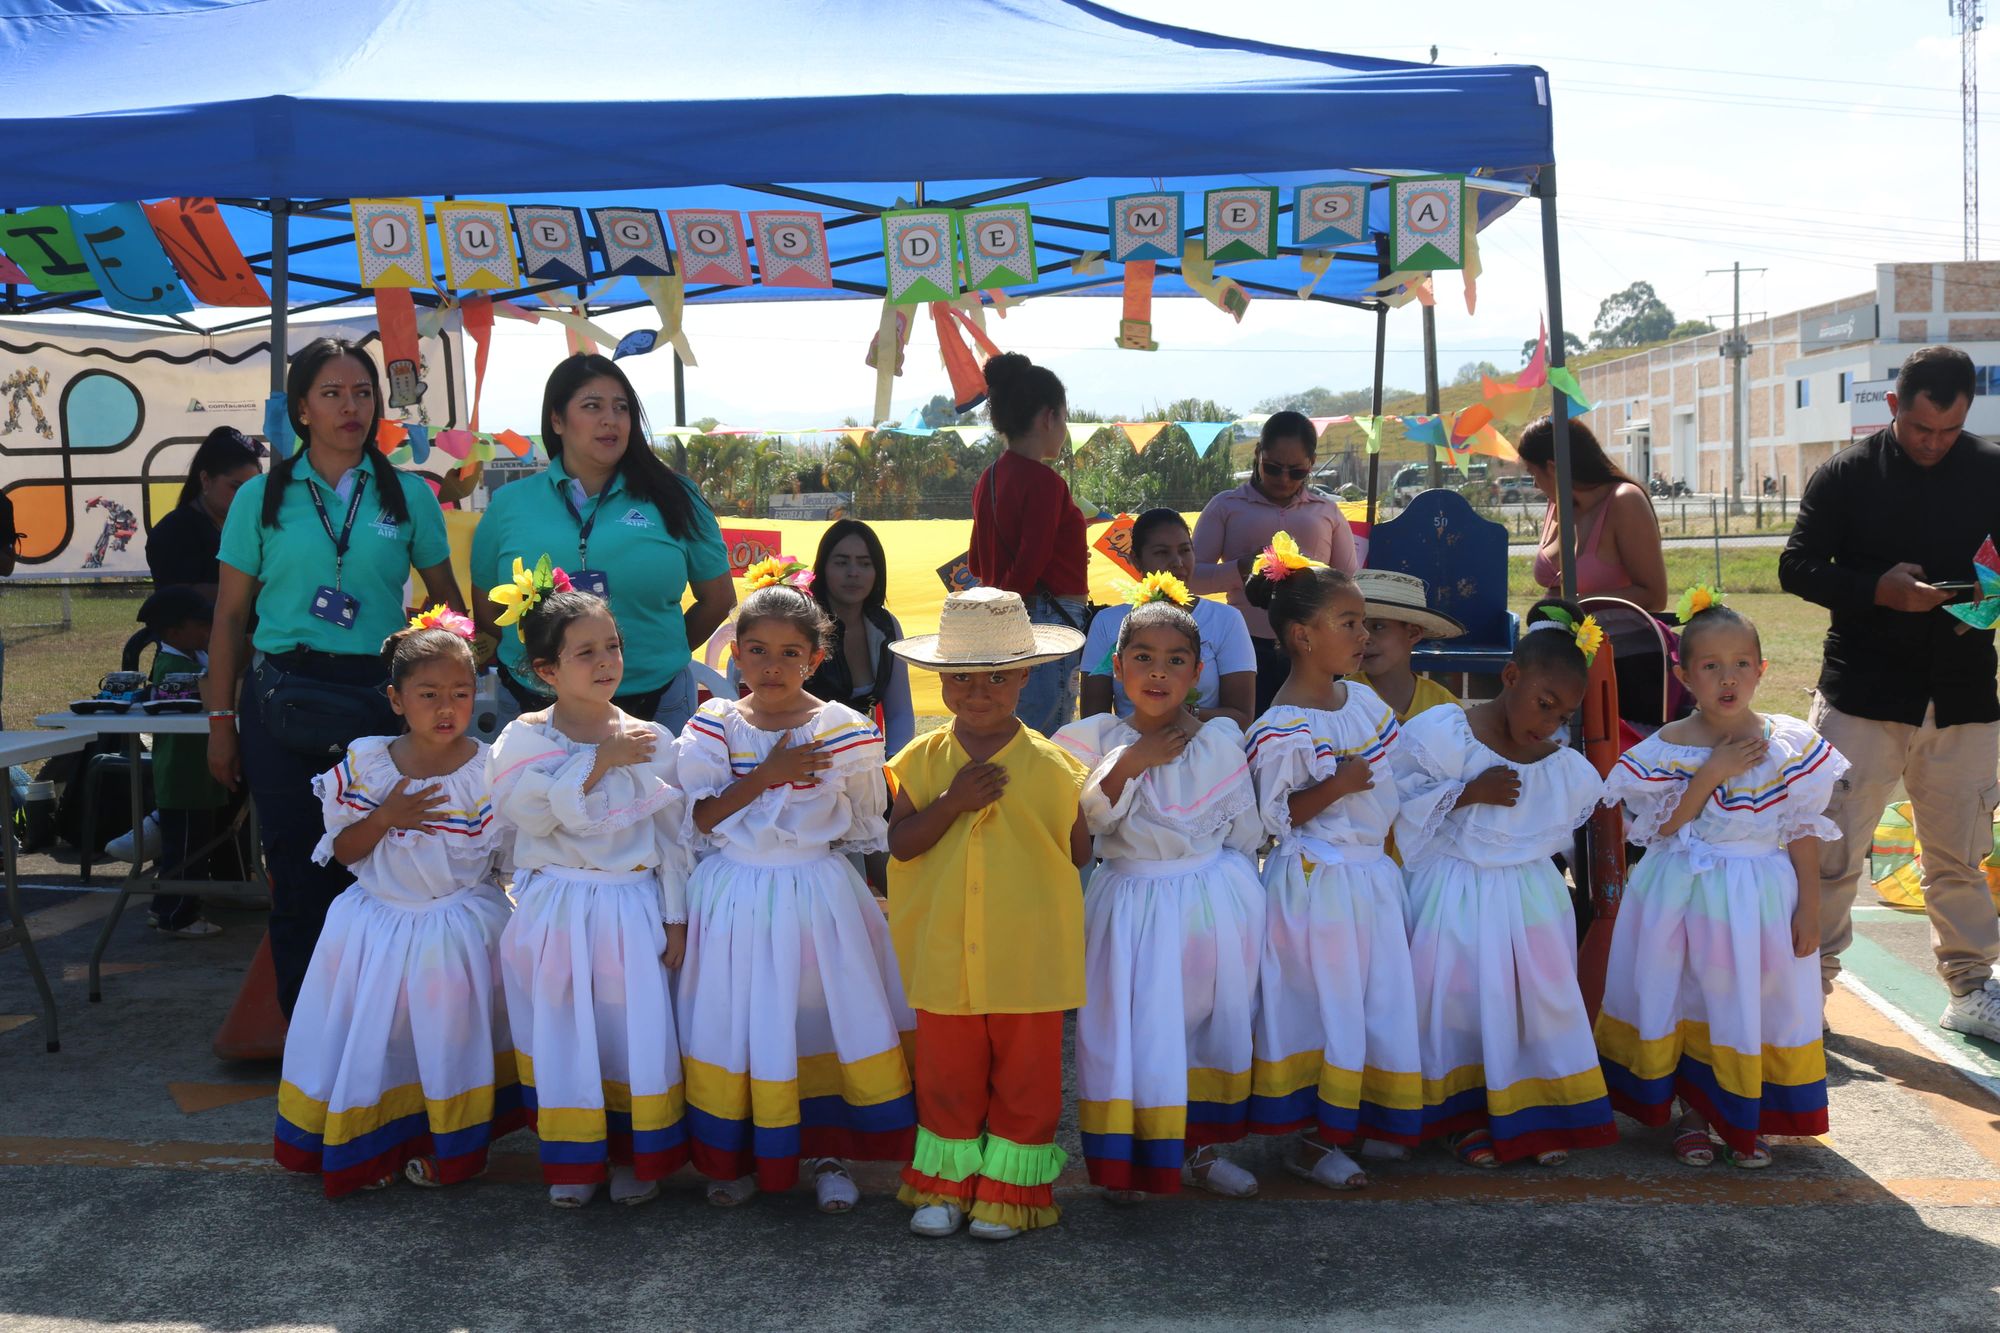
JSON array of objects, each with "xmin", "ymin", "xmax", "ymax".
[
  {"xmin": 1708, "ymin": 261, "xmax": 1766, "ymax": 513},
  {"xmin": 1958, "ymin": 1, "xmax": 1984, "ymax": 259}
]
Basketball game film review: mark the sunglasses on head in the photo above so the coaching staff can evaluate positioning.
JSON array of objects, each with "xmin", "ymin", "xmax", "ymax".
[{"xmin": 1260, "ymin": 458, "xmax": 1312, "ymax": 482}]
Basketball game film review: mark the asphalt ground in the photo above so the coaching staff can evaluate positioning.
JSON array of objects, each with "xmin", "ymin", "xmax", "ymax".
[{"xmin": 2, "ymin": 868, "xmax": 1998, "ymax": 1333}]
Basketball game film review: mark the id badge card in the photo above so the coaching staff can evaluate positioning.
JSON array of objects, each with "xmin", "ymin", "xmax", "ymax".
[
  {"xmin": 572, "ymin": 569, "xmax": 611, "ymax": 598},
  {"xmin": 310, "ymin": 586, "xmax": 361, "ymax": 629}
]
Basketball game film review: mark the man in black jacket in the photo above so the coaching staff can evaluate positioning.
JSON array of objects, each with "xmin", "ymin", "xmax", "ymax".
[{"xmin": 1781, "ymin": 345, "xmax": 2000, "ymax": 1041}]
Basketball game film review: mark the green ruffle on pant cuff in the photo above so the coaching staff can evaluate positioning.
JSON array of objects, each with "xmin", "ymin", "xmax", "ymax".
[
  {"xmin": 910, "ymin": 1127, "xmax": 985, "ymax": 1184},
  {"xmin": 979, "ymin": 1133, "xmax": 1068, "ymax": 1187}
]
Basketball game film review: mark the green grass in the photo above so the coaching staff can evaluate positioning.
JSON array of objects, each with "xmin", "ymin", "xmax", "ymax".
[{"xmin": 1, "ymin": 583, "xmax": 151, "ymax": 726}]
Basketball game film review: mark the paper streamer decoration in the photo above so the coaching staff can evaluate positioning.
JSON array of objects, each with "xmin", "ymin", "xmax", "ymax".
[
  {"xmin": 0, "ymin": 206, "xmax": 95, "ymax": 292},
  {"xmin": 404, "ymin": 424, "xmax": 431, "ymax": 465},
  {"xmin": 1390, "ymin": 175, "xmax": 1466, "ymax": 272},
  {"xmin": 931, "ymin": 302, "xmax": 1001, "ymax": 413},
  {"xmin": 1069, "ymin": 251, "xmax": 1106, "ymax": 277},
  {"xmin": 433, "ymin": 428, "xmax": 475, "ymax": 461},
  {"xmin": 0, "ymin": 256, "xmax": 25, "ymax": 284},
  {"xmin": 881, "ymin": 209, "xmax": 959, "ymax": 305},
  {"xmin": 1944, "ymin": 537, "xmax": 2000, "ymax": 631},
  {"xmin": 494, "ymin": 429, "xmax": 535, "ymax": 458},
  {"xmin": 1117, "ymin": 258, "xmax": 1158, "ymax": 351},
  {"xmin": 958, "ymin": 204, "xmax": 1036, "ymax": 289},
  {"xmin": 1547, "ymin": 366, "xmax": 1592, "ymax": 415},
  {"xmin": 1108, "ymin": 192, "xmax": 1182, "ymax": 263},
  {"xmin": 749, "ymin": 210, "xmax": 832, "ymax": 289},
  {"xmin": 65, "ymin": 203, "xmax": 194, "ymax": 315},
  {"xmin": 1178, "ymin": 421, "xmax": 1233, "ymax": 456},
  {"xmin": 668, "ymin": 210, "xmax": 751, "ymax": 287},
  {"xmin": 375, "ymin": 287, "xmax": 423, "ymax": 407},
  {"xmin": 1519, "ymin": 318, "xmax": 1550, "ymax": 388},
  {"xmin": 1204, "ymin": 187, "xmax": 1278, "ymax": 264},
  {"xmin": 264, "ymin": 393, "xmax": 296, "ymax": 457},
  {"xmin": 1351, "ymin": 415, "xmax": 1386, "ymax": 455},
  {"xmin": 867, "ymin": 301, "xmax": 912, "ymax": 424},
  {"xmin": 591, "ymin": 207, "xmax": 674, "ymax": 278},
  {"xmin": 614, "ymin": 329, "xmax": 657, "ymax": 360},
  {"xmin": 1119, "ymin": 422, "xmax": 1165, "ymax": 455},
  {"xmin": 1179, "ymin": 242, "xmax": 1250, "ymax": 323},
  {"xmin": 375, "ymin": 421, "xmax": 408, "ymax": 451},
  {"xmin": 1401, "ymin": 415, "xmax": 1447, "ymax": 448},
  {"xmin": 635, "ymin": 274, "xmax": 697, "ymax": 365},
  {"xmin": 1462, "ymin": 197, "xmax": 1483, "ymax": 315},
  {"xmin": 462, "ymin": 296, "xmax": 495, "ymax": 431},
  {"xmin": 510, "ymin": 205, "xmax": 590, "ymax": 284},
  {"xmin": 352, "ymin": 198, "xmax": 430, "ymax": 288},
  {"xmin": 436, "ymin": 201, "xmax": 519, "ymax": 291},
  {"xmin": 1481, "ymin": 374, "xmax": 1538, "ymax": 429},
  {"xmin": 141, "ymin": 198, "xmax": 268, "ymax": 306},
  {"xmin": 1295, "ymin": 183, "xmax": 1370, "ymax": 245}
]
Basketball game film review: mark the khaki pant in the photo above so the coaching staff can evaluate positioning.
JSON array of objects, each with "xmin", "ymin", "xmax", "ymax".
[{"xmin": 1811, "ymin": 696, "xmax": 2000, "ymax": 998}]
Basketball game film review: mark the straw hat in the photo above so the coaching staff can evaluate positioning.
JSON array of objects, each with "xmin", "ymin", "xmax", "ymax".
[
  {"xmin": 888, "ymin": 587, "xmax": 1085, "ymax": 670},
  {"xmin": 1353, "ymin": 570, "xmax": 1465, "ymax": 639}
]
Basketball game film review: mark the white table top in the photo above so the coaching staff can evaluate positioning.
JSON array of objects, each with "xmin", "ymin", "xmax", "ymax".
[
  {"xmin": 35, "ymin": 710, "xmax": 215, "ymax": 736},
  {"xmin": 0, "ymin": 728, "xmax": 92, "ymax": 767}
]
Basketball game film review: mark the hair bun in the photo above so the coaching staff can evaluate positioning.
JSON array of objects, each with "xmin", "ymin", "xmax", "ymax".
[
  {"xmin": 983, "ymin": 351, "xmax": 1031, "ymax": 391},
  {"xmin": 1243, "ymin": 571, "xmax": 1277, "ymax": 610}
]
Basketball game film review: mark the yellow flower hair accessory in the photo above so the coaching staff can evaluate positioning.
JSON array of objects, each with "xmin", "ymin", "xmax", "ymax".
[
  {"xmin": 488, "ymin": 554, "xmax": 573, "ymax": 637},
  {"xmin": 1675, "ymin": 583, "xmax": 1725, "ymax": 623},
  {"xmin": 1574, "ymin": 615, "xmax": 1605, "ymax": 666},
  {"xmin": 1255, "ymin": 530, "xmax": 1324, "ymax": 583},
  {"xmin": 1123, "ymin": 571, "xmax": 1194, "ymax": 609},
  {"xmin": 408, "ymin": 605, "xmax": 475, "ymax": 639},
  {"xmin": 744, "ymin": 555, "xmax": 814, "ymax": 593}
]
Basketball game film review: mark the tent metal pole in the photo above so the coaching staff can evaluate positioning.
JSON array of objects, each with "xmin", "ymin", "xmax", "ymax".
[
  {"xmin": 672, "ymin": 350, "xmax": 688, "ymax": 472},
  {"xmin": 1536, "ymin": 166, "xmax": 1578, "ymax": 604},
  {"xmin": 270, "ymin": 200, "xmax": 290, "ymax": 402},
  {"xmin": 1422, "ymin": 304, "xmax": 1442, "ymax": 487},
  {"xmin": 1366, "ymin": 303, "xmax": 1386, "ymax": 529},
  {"xmin": 3, "ymin": 209, "xmax": 14, "ymax": 314}
]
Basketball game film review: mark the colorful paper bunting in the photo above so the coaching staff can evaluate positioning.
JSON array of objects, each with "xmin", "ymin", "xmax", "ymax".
[
  {"xmin": 352, "ymin": 198, "xmax": 430, "ymax": 288},
  {"xmin": 1295, "ymin": 183, "xmax": 1370, "ymax": 246},
  {"xmin": 881, "ymin": 209, "xmax": 960, "ymax": 305},
  {"xmin": 405, "ymin": 423, "xmax": 431, "ymax": 465},
  {"xmin": 1117, "ymin": 258, "xmax": 1158, "ymax": 351},
  {"xmin": 0, "ymin": 255, "xmax": 26, "ymax": 284},
  {"xmin": 636, "ymin": 274, "xmax": 696, "ymax": 365},
  {"xmin": 141, "ymin": 198, "xmax": 268, "ymax": 306},
  {"xmin": 591, "ymin": 207, "xmax": 674, "ymax": 278},
  {"xmin": 1066, "ymin": 422, "xmax": 1106, "ymax": 449},
  {"xmin": 0, "ymin": 206, "xmax": 95, "ymax": 292},
  {"xmin": 1547, "ymin": 365, "xmax": 1592, "ymax": 415},
  {"xmin": 263, "ymin": 392, "xmax": 296, "ymax": 457},
  {"xmin": 1519, "ymin": 317, "xmax": 1550, "ymax": 388},
  {"xmin": 66, "ymin": 203, "xmax": 194, "ymax": 314},
  {"xmin": 1119, "ymin": 422, "xmax": 1166, "ymax": 454},
  {"xmin": 1177, "ymin": 421, "xmax": 1234, "ymax": 456},
  {"xmin": 436, "ymin": 201, "xmax": 519, "ymax": 291},
  {"xmin": 750, "ymin": 210, "xmax": 833, "ymax": 289},
  {"xmin": 510, "ymin": 205, "xmax": 590, "ymax": 284},
  {"xmin": 433, "ymin": 428, "xmax": 475, "ymax": 461},
  {"xmin": 1204, "ymin": 187, "xmax": 1278, "ymax": 263},
  {"xmin": 1481, "ymin": 375, "xmax": 1538, "ymax": 429},
  {"xmin": 1108, "ymin": 192, "xmax": 1182, "ymax": 263},
  {"xmin": 1944, "ymin": 537, "xmax": 2000, "ymax": 631},
  {"xmin": 1401, "ymin": 415, "xmax": 1447, "ymax": 447},
  {"xmin": 1351, "ymin": 415, "xmax": 1386, "ymax": 455},
  {"xmin": 958, "ymin": 204, "xmax": 1037, "ymax": 290},
  {"xmin": 375, "ymin": 287, "xmax": 423, "ymax": 407},
  {"xmin": 1389, "ymin": 175, "xmax": 1466, "ymax": 272},
  {"xmin": 668, "ymin": 209, "xmax": 751, "ymax": 287},
  {"xmin": 1179, "ymin": 241, "xmax": 1250, "ymax": 322}
]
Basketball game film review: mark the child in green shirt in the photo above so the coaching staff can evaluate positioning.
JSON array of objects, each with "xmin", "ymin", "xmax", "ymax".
[{"xmin": 140, "ymin": 588, "xmax": 230, "ymax": 938}]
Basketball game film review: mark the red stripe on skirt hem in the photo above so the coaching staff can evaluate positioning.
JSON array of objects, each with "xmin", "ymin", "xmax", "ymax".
[
  {"xmin": 1084, "ymin": 1158, "xmax": 1182, "ymax": 1194},
  {"xmin": 694, "ymin": 1127, "xmax": 918, "ymax": 1190}
]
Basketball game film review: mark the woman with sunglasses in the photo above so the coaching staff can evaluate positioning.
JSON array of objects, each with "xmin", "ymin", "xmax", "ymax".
[{"xmin": 1191, "ymin": 411, "xmax": 1358, "ymax": 712}]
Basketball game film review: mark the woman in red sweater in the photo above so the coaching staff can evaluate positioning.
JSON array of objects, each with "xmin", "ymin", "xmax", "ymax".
[{"xmin": 969, "ymin": 352, "xmax": 1089, "ymax": 735}]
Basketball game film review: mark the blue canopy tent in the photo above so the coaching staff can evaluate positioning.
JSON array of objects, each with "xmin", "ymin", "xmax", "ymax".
[{"xmin": 0, "ymin": 0, "xmax": 1590, "ymax": 587}]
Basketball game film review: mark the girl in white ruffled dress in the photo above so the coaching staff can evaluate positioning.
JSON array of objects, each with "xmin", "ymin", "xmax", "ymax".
[
  {"xmin": 1241, "ymin": 535, "xmax": 1421, "ymax": 1192},
  {"xmin": 276, "ymin": 610, "xmax": 520, "ymax": 1197},
  {"xmin": 488, "ymin": 563, "xmax": 693, "ymax": 1208},
  {"xmin": 1054, "ymin": 580, "xmax": 1266, "ymax": 1200},
  {"xmin": 675, "ymin": 563, "xmax": 915, "ymax": 1212},
  {"xmin": 1596, "ymin": 590, "xmax": 1841, "ymax": 1168},
  {"xmin": 1391, "ymin": 600, "xmax": 1614, "ymax": 1169}
]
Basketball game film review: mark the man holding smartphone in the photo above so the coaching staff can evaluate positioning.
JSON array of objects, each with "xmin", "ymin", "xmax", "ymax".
[{"xmin": 1782, "ymin": 344, "xmax": 2000, "ymax": 1040}]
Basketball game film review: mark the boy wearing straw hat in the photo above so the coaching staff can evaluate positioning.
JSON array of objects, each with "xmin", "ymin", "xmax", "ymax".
[
  {"xmin": 885, "ymin": 587, "xmax": 1091, "ymax": 1243},
  {"xmin": 1348, "ymin": 570, "xmax": 1466, "ymax": 724}
]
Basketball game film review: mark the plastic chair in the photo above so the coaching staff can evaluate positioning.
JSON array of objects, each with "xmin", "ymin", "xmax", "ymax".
[
  {"xmin": 1368, "ymin": 489, "xmax": 1518, "ymax": 677},
  {"xmin": 1578, "ymin": 596, "xmax": 1690, "ymax": 735}
]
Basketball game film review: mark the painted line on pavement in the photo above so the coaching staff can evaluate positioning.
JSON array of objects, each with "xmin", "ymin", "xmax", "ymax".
[{"xmin": 1838, "ymin": 931, "xmax": 2000, "ymax": 1090}]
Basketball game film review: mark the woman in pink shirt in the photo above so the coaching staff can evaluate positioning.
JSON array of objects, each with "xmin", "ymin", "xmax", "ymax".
[
  {"xmin": 1519, "ymin": 416, "xmax": 1667, "ymax": 612},
  {"xmin": 1190, "ymin": 411, "xmax": 1359, "ymax": 712}
]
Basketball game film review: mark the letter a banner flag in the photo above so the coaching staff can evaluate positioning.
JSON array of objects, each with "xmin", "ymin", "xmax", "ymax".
[{"xmin": 1390, "ymin": 175, "xmax": 1466, "ymax": 272}]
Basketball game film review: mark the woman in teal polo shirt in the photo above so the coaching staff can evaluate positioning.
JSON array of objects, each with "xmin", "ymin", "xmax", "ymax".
[
  {"xmin": 471, "ymin": 354, "xmax": 735, "ymax": 732},
  {"xmin": 203, "ymin": 337, "xmax": 465, "ymax": 1017}
]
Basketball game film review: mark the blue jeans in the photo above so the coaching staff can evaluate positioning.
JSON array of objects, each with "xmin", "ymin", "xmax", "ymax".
[{"xmin": 1015, "ymin": 594, "xmax": 1086, "ymax": 737}]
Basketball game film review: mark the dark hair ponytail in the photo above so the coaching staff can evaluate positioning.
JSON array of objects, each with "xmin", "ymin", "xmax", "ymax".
[
  {"xmin": 541, "ymin": 353, "xmax": 709, "ymax": 543},
  {"xmin": 1244, "ymin": 564, "xmax": 1357, "ymax": 656},
  {"xmin": 261, "ymin": 338, "xmax": 406, "ymax": 529},
  {"xmin": 177, "ymin": 426, "xmax": 262, "ymax": 511},
  {"xmin": 984, "ymin": 352, "xmax": 1066, "ymax": 440},
  {"xmin": 1514, "ymin": 597, "xmax": 1592, "ymax": 683}
]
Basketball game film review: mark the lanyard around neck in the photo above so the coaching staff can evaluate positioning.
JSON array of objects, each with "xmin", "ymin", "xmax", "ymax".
[{"xmin": 307, "ymin": 469, "xmax": 369, "ymax": 591}]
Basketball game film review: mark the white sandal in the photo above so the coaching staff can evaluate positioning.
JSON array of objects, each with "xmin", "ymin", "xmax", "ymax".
[
  {"xmin": 809, "ymin": 1159, "xmax": 859, "ymax": 1214},
  {"xmin": 609, "ymin": 1164, "xmax": 659, "ymax": 1206},
  {"xmin": 706, "ymin": 1174, "xmax": 759, "ymax": 1207},
  {"xmin": 548, "ymin": 1182, "xmax": 599, "ymax": 1208},
  {"xmin": 1284, "ymin": 1138, "xmax": 1366, "ymax": 1191},
  {"xmin": 1182, "ymin": 1146, "xmax": 1258, "ymax": 1198}
]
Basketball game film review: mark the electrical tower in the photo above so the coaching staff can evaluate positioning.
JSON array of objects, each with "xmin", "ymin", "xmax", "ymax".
[{"xmin": 1957, "ymin": 0, "xmax": 1984, "ymax": 260}]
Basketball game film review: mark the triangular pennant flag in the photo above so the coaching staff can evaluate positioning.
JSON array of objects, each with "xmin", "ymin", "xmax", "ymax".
[
  {"xmin": 375, "ymin": 420, "xmax": 409, "ymax": 450},
  {"xmin": 1177, "ymin": 421, "xmax": 1233, "ymax": 455},
  {"xmin": 1351, "ymin": 415, "xmax": 1386, "ymax": 455},
  {"xmin": 1450, "ymin": 404, "xmax": 1494, "ymax": 447},
  {"xmin": 1067, "ymin": 421, "xmax": 1106, "ymax": 449},
  {"xmin": 1547, "ymin": 365, "xmax": 1592, "ymax": 415},
  {"xmin": 843, "ymin": 428, "xmax": 869, "ymax": 446},
  {"xmin": 495, "ymin": 429, "xmax": 534, "ymax": 458},
  {"xmin": 1464, "ymin": 424, "xmax": 1519, "ymax": 461},
  {"xmin": 405, "ymin": 424, "xmax": 430, "ymax": 465},
  {"xmin": 1401, "ymin": 415, "xmax": 1447, "ymax": 448},
  {"xmin": 1519, "ymin": 318, "xmax": 1550, "ymax": 389},
  {"xmin": 1119, "ymin": 422, "xmax": 1166, "ymax": 454},
  {"xmin": 433, "ymin": 428, "xmax": 475, "ymax": 461},
  {"xmin": 1481, "ymin": 375, "xmax": 1539, "ymax": 430}
]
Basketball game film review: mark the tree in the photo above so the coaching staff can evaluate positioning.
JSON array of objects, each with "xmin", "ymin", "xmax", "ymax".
[
  {"xmin": 679, "ymin": 435, "xmax": 748, "ymax": 506},
  {"xmin": 1255, "ymin": 386, "xmax": 1413, "ymax": 416},
  {"xmin": 1452, "ymin": 360, "xmax": 1504, "ymax": 387},
  {"xmin": 1668, "ymin": 319, "xmax": 1717, "ymax": 340},
  {"xmin": 736, "ymin": 438, "xmax": 794, "ymax": 516},
  {"xmin": 1591, "ymin": 281, "xmax": 1677, "ymax": 349},
  {"xmin": 1521, "ymin": 332, "xmax": 1587, "ymax": 365},
  {"xmin": 918, "ymin": 394, "xmax": 964, "ymax": 430},
  {"xmin": 827, "ymin": 430, "xmax": 956, "ymax": 519}
]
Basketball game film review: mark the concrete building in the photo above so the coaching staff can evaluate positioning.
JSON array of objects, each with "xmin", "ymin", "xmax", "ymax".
[{"xmin": 1573, "ymin": 261, "xmax": 2000, "ymax": 493}]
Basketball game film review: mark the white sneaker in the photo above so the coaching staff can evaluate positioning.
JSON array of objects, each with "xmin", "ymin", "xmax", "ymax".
[
  {"xmin": 107, "ymin": 812, "xmax": 161, "ymax": 864},
  {"xmin": 1941, "ymin": 980, "xmax": 2000, "ymax": 1043},
  {"xmin": 909, "ymin": 1202, "xmax": 964, "ymax": 1238},
  {"xmin": 968, "ymin": 1217, "xmax": 1018, "ymax": 1242}
]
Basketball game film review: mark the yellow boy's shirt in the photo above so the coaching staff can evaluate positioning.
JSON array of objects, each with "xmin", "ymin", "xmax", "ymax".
[
  {"xmin": 886, "ymin": 723, "xmax": 1088, "ymax": 1017},
  {"xmin": 1346, "ymin": 672, "xmax": 1462, "ymax": 724}
]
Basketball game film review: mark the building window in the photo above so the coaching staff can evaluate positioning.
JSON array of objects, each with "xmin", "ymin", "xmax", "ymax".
[
  {"xmin": 1839, "ymin": 372, "xmax": 1853, "ymax": 403},
  {"xmin": 1796, "ymin": 378, "xmax": 1811, "ymax": 408},
  {"xmin": 1976, "ymin": 366, "xmax": 2000, "ymax": 396}
]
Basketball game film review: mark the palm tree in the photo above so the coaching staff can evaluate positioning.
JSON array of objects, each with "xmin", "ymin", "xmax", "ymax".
[
  {"xmin": 678, "ymin": 435, "xmax": 749, "ymax": 510},
  {"xmin": 738, "ymin": 438, "xmax": 795, "ymax": 517}
]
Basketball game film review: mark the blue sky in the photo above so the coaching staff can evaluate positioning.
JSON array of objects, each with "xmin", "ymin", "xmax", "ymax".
[{"xmin": 475, "ymin": 0, "xmax": 1994, "ymax": 433}]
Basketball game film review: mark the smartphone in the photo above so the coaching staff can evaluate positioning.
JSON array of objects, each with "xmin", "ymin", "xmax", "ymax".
[{"xmin": 1931, "ymin": 581, "xmax": 1979, "ymax": 595}]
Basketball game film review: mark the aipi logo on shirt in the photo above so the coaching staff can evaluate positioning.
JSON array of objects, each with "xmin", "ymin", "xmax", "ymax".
[
  {"xmin": 618, "ymin": 508, "xmax": 653, "ymax": 529},
  {"xmin": 372, "ymin": 509, "xmax": 400, "ymax": 538}
]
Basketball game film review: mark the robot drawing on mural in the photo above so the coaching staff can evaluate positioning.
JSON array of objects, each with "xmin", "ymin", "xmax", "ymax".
[
  {"xmin": 2, "ymin": 367, "xmax": 54, "ymax": 440},
  {"xmin": 83, "ymin": 496, "xmax": 138, "ymax": 569}
]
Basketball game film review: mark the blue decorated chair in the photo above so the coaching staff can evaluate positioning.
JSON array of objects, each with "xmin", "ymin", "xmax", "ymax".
[{"xmin": 1366, "ymin": 488, "xmax": 1517, "ymax": 679}]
